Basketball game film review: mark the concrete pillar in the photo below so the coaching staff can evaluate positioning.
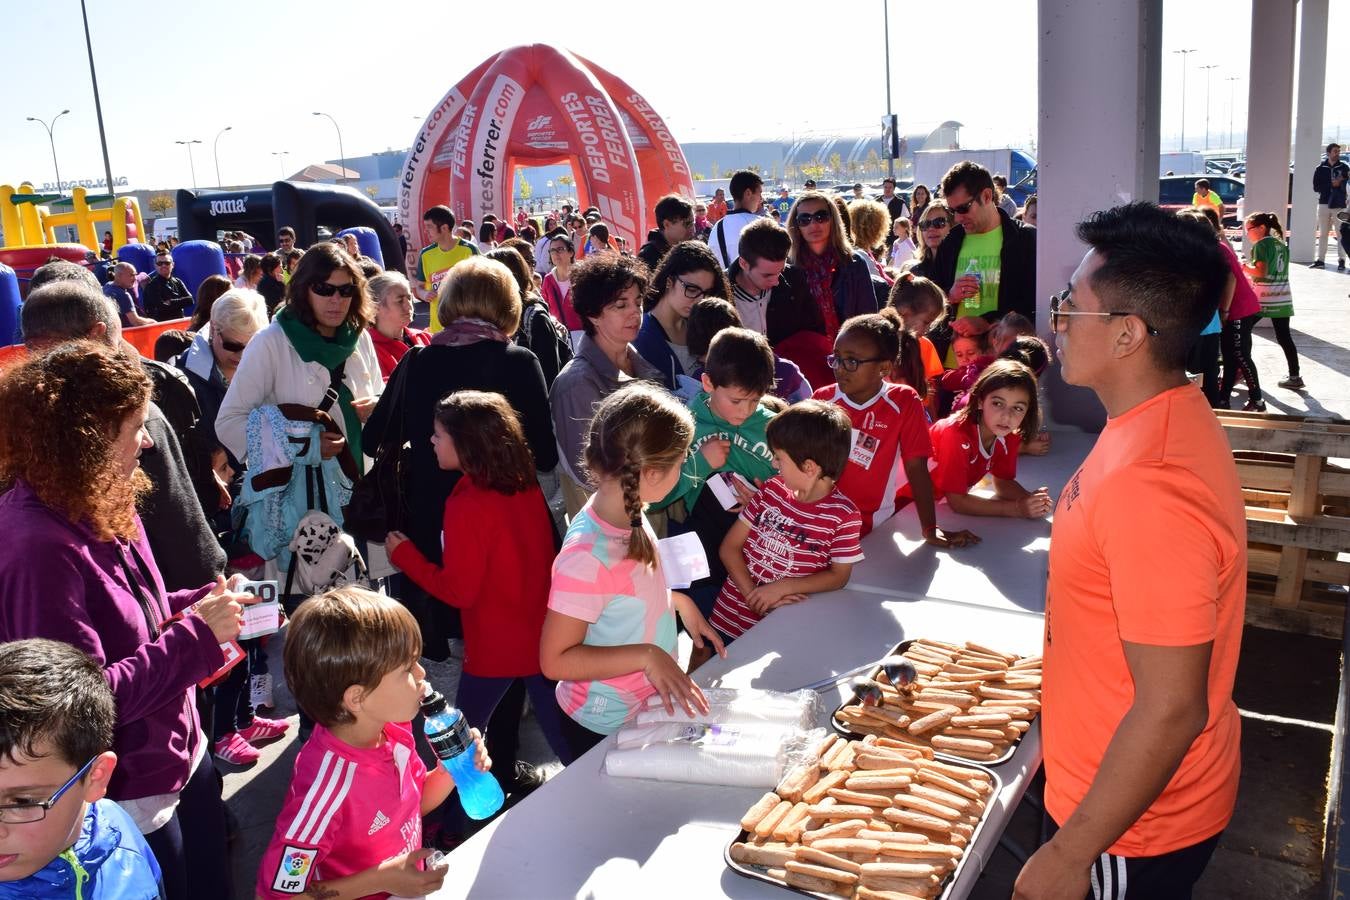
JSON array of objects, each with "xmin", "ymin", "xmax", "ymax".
[
  {"xmin": 1245, "ymin": 1, "xmax": 1297, "ymax": 239},
  {"xmin": 1036, "ymin": 0, "xmax": 1162, "ymax": 431},
  {"xmin": 1289, "ymin": 0, "xmax": 1329, "ymax": 262}
]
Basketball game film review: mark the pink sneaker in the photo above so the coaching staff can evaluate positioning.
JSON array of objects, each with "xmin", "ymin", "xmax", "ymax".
[
  {"xmin": 214, "ymin": 732, "xmax": 261, "ymax": 765},
  {"xmin": 237, "ymin": 716, "xmax": 290, "ymax": 745}
]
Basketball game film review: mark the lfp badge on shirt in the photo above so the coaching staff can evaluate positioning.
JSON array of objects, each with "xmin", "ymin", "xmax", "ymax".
[{"xmin": 273, "ymin": 845, "xmax": 318, "ymax": 893}]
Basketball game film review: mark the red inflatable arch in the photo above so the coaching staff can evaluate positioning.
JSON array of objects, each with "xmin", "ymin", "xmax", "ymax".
[{"xmin": 399, "ymin": 45, "xmax": 696, "ymax": 251}]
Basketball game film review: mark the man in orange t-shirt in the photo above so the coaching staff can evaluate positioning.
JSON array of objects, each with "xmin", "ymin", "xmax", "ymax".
[{"xmin": 1014, "ymin": 203, "xmax": 1245, "ymax": 900}]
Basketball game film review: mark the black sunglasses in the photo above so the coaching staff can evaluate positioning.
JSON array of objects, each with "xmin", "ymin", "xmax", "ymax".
[
  {"xmin": 947, "ymin": 196, "xmax": 980, "ymax": 215},
  {"xmin": 155, "ymin": 260, "xmax": 172, "ymax": 266},
  {"xmin": 795, "ymin": 210, "xmax": 831, "ymax": 227},
  {"xmin": 310, "ymin": 281, "xmax": 358, "ymax": 298},
  {"xmin": 218, "ymin": 335, "xmax": 247, "ymax": 352},
  {"xmin": 918, "ymin": 218, "xmax": 950, "ymax": 230}
]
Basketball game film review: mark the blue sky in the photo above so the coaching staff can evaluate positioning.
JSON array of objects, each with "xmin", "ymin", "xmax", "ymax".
[{"xmin": 0, "ymin": 0, "xmax": 1343, "ymax": 193}]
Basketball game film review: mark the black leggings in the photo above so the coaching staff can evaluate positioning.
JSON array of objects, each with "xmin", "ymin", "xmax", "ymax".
[
  {"xmin": 1266, "ymin": 316, "xmax": 1300, "ymax": 377},
  {"xmin": 1219, "ymin": 315, "xmax": 1262, "ymax": 404},
  {"xmin": 142, "ymin": 755, "xmax": 232, "ymax": 900}
]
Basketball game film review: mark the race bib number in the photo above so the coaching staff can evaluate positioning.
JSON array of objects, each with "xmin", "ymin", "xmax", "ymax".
[{"xmin": 850, "ymin": 429, "xmax": 880, "ymax": 470}]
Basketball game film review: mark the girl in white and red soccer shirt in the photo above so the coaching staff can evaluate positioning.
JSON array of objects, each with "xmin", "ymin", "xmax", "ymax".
[
  {"xmin": 814, "ymin": 310, "xmax": 979, "ymax": 548},
  {"xmin": 907, "ymin": 359, "xmax": 1052, "ymax": 519},
  {"xmin": 710, "ymin": 401, "xmax": 864, "ymax": 641}
]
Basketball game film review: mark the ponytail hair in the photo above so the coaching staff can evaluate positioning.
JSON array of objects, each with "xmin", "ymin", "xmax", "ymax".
[
  {"xmin": 1244, "ymin": 211, "xmax": 1285, "ymax": 240},
  {"xmin": 840, "ymin": 308, "xmax": 927, "ymax": 399},
  {"xmin": 888, "ymin": 271, "xmax": 947, "ymax": 333},
  {"xmin": 582, "ymin": 383, "xmax": 694, "ymax": 567}
]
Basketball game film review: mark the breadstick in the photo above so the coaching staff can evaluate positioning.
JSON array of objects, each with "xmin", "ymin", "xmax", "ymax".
[
  {"xmin": 914, "ymin": 638, "xmax": 963, "ymax": 653},
  {"xmin": 739, "ymin": 792, "xmax": 780, "ymax": 832},
  {"xmin": 959, "ymin": 656, "xmax": 1008, "ymax": 672},
  {"xmin": 813, "ymin": 732, "xmax": 842, "ymax": 760},
  {"xmin": 962, "ymin": 641, "xmax": 1018, "ymax": 662},
  {"xmin": 914, "ymin": 689, "xmax": 977, "ymax": 708},
  {"xmin": 784, "ymin": 869, "xmax": 853, "ymax": 896},
  {"xmin": 882, "ymin": 806, "xmax": 955, "ymax": 833},
  {"xmin": 951, "ymin": 711, "xmax": 1013, "ymax": 727},
  {"xmin": 793, "ymin": 845, "xmax": 865, "ymax": 875},
  {"xmin": 729, "ymin": 841, "xmax": 796, "ymax": 867},
  {"xmin": 931, "ymin": 735, "xmax": 997, "ymax": 755},
  {"xmin": 917, "ymin": 757, "xmax": 991, "ymax": 783},
  {"xmin": 820, "ymin": 736, "xmax": 851, "ymax": 769},
  {"xmin": 908, "ymin": 783, "xmax": 975, "ymax": 813},
  {"xmin": 873, "ymin": 738, "xmax": 933, "ymax": 759},
  {"xmin": 861, "ymin": 860, "xmax": 944, "ymax": 880},
  {"xmin": 801, "ymin": 818, "xmax": 869, "ymax": 843},
  {"xmin": 829, "ymin": 787, "xmax": 897, "ymax": 808},
  {"xmin": 846, "ymin": 773, "xmax": 913, "ymax": 792},
  {"xmin": 777, "ymin": 762, "xmax": 821, "ymax": 803},
  {"xmin": 753, "ymin": 799, "xmax": 794, "ymax": 839},
  {"xmin": 979, "ymin": 685, "xmax": 1038, "ymax": 700},
  {"xmin": 856, "ymin": 887, "xmax": 929, "ymax": 900},
  {"xmin": 856, "ymin": 751, "xmax": 922, "ymax": 770},
  {"xmin": 806, "ymin": 803, "xmax": 876, "ymax": 820},
  {"xmin": 914, "ymin": 767, "xmax": 984, "ymax": 800},
  {"xmin": 785, "ymin": 860, "xmax": 860, "ymax": 885},
  {"xmin": 888, "ymin": 792, "xmax": 962, "ymax": 821},
  {"xmin": 809, "ymin": 836, "xmax": 884, "ymax": 855},
  {"xmin": 942, "ymin": 726, "xmax": 1009, "ymax": 741},
  {"xmin": 828, "ymin": 741, "xmax": 858, "ymax": 771},
  {"xmin": 803, "ymin": 770, "xmax": 850, "ymax": 804},
  {"xmin": 772, "ymin": 801, "xmax": 812, "ymax": 842},
  {"xmin": 875, "ymin": 840, "xmax": 963, "ymax": 859},
  {"xmin": 907, "ymin": 706, "xmax": 959, "ymax": 736}
]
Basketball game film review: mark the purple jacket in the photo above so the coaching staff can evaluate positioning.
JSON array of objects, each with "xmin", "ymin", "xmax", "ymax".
[{"xmin": 0, "ymin": 481, "xmax": 221, "ymax": 800}]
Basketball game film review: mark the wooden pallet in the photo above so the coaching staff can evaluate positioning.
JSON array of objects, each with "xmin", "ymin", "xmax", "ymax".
[{"xmin": 1219, "ymin": 411, "xmax": 1350, "ymax": 638}]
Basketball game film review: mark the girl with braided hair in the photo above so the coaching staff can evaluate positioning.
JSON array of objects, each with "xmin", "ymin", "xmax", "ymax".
[{"xmin": 540, "ymin": 383, "xmax": 726, "ymax": 759}]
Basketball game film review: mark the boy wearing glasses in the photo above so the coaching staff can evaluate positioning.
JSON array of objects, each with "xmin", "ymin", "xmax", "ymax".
[
  {"xmin": 0, "ymin": 638, "xmax": 162, "ymax": 896},
  {"xmin": 141, "ymin": 254, "xmax": 192, "ymax": 322}
]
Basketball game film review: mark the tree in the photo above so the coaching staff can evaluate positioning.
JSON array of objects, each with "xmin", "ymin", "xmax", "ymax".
[
  {"xmin": 148, "ymin": 194, "xmax": 174, "ymax": 215},
  {"xmin": 692, "ymin": 172, "xmax": 705, "ymax": 181},
  {"xmin": 517, "ymin": 169, "xmax": 533, "ymax": 201},
  {"xmin": 829, "ymin": 152, "xmax": 843, "ymax": 176},
  {"xmin": 364, "ymin": 185, "xmax": 379, "ymax": 200},
  {"xmin": 557, "ymin": 174, "xmax": 574, "ymax": 188},
  {"xmin": 865, "ymin": 148, "xmax": 881, "ymax": 178}
]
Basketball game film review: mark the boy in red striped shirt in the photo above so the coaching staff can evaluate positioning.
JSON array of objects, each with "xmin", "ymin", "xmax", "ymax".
[{"xmin": 709, "ymin": 401, "xmax": 864, "ymax": 642}]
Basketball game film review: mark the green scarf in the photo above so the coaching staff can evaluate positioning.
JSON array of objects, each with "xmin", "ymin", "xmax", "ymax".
[{"xmin": 275, "ymin": 306, "xmax": 364, "ymax": 470}]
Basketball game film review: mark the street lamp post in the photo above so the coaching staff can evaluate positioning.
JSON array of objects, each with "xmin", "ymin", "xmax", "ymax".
[
  {"xmin": 78, "ymin": 0, "xmax": 116, "ymax": 195},
  {"xmin": 1173, "ymin": 48, "xmax": 1197, "ymax": 150},
  {"xmin": 1200, "ymin": 64, "xmax": 1219, "ymax": 151},
  {"xmin": 1226, "ymin": 76, "xmax": 1242, "ymax": 149},
  {"xmin": 213, "ymin": 126, "xmax": 232, "ymax": 189},
  {"xmin": 175, "ymin": 140, "xmax": 202, "ymax": 190},
  {"xmin": 25, "ymin": 109, "xmax": 70, "ymax": 194},
  {"xmin": 272, "ymin": 151, "xmax": 289, "ymax": 179},
  {"xmin": 312, "ymin": 112, "xmax": 347, "ymax": 183},
  {"xmin": 882, "ymin": 0, "xmax": 894, "ymax": 180}
]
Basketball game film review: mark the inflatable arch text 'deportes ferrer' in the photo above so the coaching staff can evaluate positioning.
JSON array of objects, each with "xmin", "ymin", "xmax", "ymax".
[{"xmin": 399, "ymin": 45, "xmax": 696, "ymax": 250}]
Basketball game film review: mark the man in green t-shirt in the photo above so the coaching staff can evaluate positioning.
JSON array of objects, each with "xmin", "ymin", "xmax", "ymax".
[
  {"xmin": 416, "ymin": 205, "xmax": 479, "ymax": 332},
  {"xmin": 930, "ymin": 161, "xmax": 1037, "ymax": 360},
  {"xmin": 1192, "ymin": 178, "xmax": 1223, "ymax": 221}
]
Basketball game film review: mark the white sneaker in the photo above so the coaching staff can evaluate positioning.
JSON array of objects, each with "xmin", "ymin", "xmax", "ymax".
[{"xmin": 250, "ymin": 673, "xmax": 274, "ymax": 710}]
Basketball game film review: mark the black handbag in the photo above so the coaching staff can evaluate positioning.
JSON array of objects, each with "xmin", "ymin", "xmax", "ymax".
[{"xmin": 342, "ymin": 346, "xmax": 420, "ymax": 542}]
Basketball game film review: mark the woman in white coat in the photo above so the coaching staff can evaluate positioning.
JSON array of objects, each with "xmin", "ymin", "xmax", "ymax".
[{"xmin": 216, "ymin": 243, "xmax": 382, "ymax": 472}]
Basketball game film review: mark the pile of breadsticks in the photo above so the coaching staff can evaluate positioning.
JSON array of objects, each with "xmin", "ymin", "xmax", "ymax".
[
  {"xmin": 729, "ymin": 733, "xmax": 995, "ymax": 898},
  {"xmin": 834, "ymin": 640, "xmax": 1041, "ymax": 763}
]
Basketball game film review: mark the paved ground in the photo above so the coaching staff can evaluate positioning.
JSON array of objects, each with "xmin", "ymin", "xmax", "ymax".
[{"xmin": 220, "ymin": 259, "xmax": 1348, "ymax": 898}]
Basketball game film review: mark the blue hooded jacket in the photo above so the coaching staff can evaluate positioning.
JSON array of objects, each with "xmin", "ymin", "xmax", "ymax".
[{"xmin": 0, "ymin": 799, "xmax": 163, "ymax": 899}]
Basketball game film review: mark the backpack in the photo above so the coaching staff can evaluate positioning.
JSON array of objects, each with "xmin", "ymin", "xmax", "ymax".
[
  {"xmin": 515, "ymin": 299, "xmax": 573, "ymax": 385},
  {"xmin": 282, "ymin": 510, "xmax": 368, "ymax": 604}
]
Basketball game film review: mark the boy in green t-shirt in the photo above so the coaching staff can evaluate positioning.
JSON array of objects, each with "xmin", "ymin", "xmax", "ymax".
[{"xmin": 654, "ymin": 328, "xmax": 778, "ymax": 627}]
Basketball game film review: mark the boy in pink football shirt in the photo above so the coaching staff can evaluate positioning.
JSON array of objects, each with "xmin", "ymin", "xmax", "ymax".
[{"xmin": 256, "ymin": 588, "xmax": 489, "ymax": 900}]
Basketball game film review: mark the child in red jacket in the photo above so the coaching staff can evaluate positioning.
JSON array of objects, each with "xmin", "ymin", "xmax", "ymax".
[{"xmin": 385, "ymin": 391, "xmax": 574, "ymax": 763}]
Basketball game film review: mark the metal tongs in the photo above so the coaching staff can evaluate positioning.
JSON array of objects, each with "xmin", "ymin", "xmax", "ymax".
[{"xmin": 794, "ymin": 655, "xmax": 918, "ymax": 692}]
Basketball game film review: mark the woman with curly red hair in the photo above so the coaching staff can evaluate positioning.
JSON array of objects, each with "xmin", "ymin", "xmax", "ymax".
[{"xmin": 0, "ymin": 341, "xmax": 253, "ymax": 900}]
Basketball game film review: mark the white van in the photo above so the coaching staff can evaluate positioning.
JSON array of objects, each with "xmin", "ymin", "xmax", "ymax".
[{"xmin": 152, "ymin": 217, "xmax": 178, "ymax": 242}]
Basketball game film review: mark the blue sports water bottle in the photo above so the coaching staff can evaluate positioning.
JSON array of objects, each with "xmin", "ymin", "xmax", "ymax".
[{"xmin": 420, "ymin": 687, "xmax": 504, "ymax": 820}]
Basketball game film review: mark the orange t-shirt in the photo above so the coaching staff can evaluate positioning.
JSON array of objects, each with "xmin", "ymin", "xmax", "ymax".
[
  {"xmin": 1042, "ymin": 383, "xmax": 1245, "ymax": 857},
  {"xmin": 919, "ymin": 336, "xmax": 943, "ymax": 380}
]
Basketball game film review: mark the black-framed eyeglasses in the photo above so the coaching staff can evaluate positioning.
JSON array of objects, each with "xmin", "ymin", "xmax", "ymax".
[
  {"xmin": 795, "ymin": 209, "xmax": 832, "ymax": 227},
  {"xmin": 827, "ymin": 353, "xmax": 890, "ymax": 372},
  {"xmin": 673, "ymin": 274, "xmax": 708, "ymax": 300},
  {"xmin": 947, "ymin": 196, "xmax": 981, "ymax": 216},
  {"xmin": 311, "ymin": 281, "xmax": 357, "ymax": 298},
  {"xmin": 0, "ymin": 756, "xmax": 97, "ymax": 824},
  {"xmin": 1049, "ymin": 289, "xmax": 1159, "ymax": 336},
  {"xmin": 918, "ymin": 218, "xmax": 950, "ymax": 231}
]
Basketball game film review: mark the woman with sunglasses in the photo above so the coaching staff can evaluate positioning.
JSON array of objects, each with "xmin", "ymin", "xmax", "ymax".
[
  {"xmin": 902, "ymin": 199, "xmax": 952, "ymax": 279},
  {"xmin": 786, "ymin": 190, "xmax": 884, "ymax": 342},
  {"xmin": 216, "ymin": 243, "xmax": 384, "ymax": 475},
  {"xmin": 633, "ymin": 241, "xmax": 731, "ymax": 391}
]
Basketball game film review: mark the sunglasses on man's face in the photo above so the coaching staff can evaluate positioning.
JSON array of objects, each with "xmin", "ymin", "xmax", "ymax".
[
  {"xmin": 156, "ymin": 260, "xmax": 172, "ymax": 267},
  {"xmin": 311, "ymin": 281, "xmax": 357, "ymax": 298},
  {"xmin": 947, "ymin": 196, "xmax": 980, "ymax": 216},
  {"xmin": 795, "ymin": 209, "xmax": 831, "ymax": 227}
]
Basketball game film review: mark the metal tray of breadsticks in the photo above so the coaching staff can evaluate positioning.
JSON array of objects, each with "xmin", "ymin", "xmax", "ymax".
[
  {"xmin": 723, "ymin": 755, "xmax": 1003, "ymax": 900},
  {"xmin": 828, "ymin": 639, "xmax": 1042, "ymax": 767}
]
